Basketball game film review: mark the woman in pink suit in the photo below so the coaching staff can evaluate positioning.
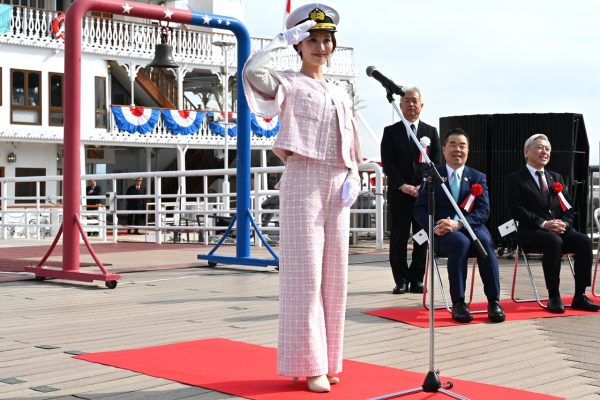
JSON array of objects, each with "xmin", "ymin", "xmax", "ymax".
[{"xmin": 243, "ymin": 3, "xmax": 361, "ymax": 393}]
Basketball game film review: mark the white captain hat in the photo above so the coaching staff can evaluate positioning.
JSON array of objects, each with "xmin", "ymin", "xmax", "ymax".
[{"xmin": 286, "ymin": 3, "xmax": 339, "ymax": 32}]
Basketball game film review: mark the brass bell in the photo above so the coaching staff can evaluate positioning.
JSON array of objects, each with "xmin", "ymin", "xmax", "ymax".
[
  {"xmin": 148, "ymin": 25, "xmax": 179, "ymax": 69},
  {"xmin": 148, "ymin": 43, "xmax": 178, "ymax": 69}
]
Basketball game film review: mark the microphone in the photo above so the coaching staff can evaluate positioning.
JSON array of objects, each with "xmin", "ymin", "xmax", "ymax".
[{"xmin": 366, "ymin": 66, "xmax": 404, "ymax": 96}]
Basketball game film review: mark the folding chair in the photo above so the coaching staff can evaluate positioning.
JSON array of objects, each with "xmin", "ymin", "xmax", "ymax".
[
  {"xmin": 591, "ymin": 208, "xmax": 600, "ymax": 297},
  {"xmin": 422, "ymin": 250, "xmax": 487, "ymax": 314},
  {"xmin": 511, "ymin": 246, "xmax": 575, "ymax": 309}
]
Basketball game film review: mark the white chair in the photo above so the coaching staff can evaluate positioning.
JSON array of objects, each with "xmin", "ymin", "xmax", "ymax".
[
  {"xmin": 591, "ymin": 208, "xmax": 600, "ymax": 297},
  {"xmin": 511, "ymin": 238, "xmax": 575, "ymax": 309}
]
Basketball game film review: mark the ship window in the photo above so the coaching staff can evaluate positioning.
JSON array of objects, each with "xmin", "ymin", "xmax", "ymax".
[
  {"xmin": 10, "ymin": 68, "xmax": 41, "ymax": 125},
  {"xmin": 15, "ymin": 167, "xmax": 46, "ymax": 205},
  {"xmin": 95, "ymin": 76, "xmax": 107, "ymax": 128},
  {"xmin": 48, "ymin": 72, "xmax": 64, "ymax": 126},
  {"xmin": 5, "ymin": 1, "xmax": 45, "ymax": 8}
]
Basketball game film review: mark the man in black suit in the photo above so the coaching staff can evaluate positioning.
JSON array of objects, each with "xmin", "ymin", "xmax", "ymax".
[
  {"xmin": 86, "ymin": 179, "xmax": 102, "ymax": 208},
  {"xmin": 85, "ymin": 179, "xmax": 102, "ymax": 237},
  {"xmin": 414, "ymin": 128, "xmax": 504, "ymax": 323},
  {"xmin": 505, "ymin": 134, "xmax": 600, "ymax": 313},
  {"xmin": 381, "ymin": 87, "xmax": 441, "ymax": 294},
  {"xmin": 126, "ymin": 177, "xmax": 145, "ymax": 235}
]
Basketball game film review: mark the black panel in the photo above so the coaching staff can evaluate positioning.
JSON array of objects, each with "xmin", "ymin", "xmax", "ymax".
[{"xmin": 439, "ymin": 113, "xmax": 589, "ymax": 250}]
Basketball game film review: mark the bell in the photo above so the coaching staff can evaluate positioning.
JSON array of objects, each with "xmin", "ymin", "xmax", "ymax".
[{"xmin": 148, "ymin": 43, "xmax": 179, "ymax": 69}]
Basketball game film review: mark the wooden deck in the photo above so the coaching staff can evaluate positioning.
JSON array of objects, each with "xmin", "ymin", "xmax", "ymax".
[{"xmin": 0, "ymin": 240, "xmax": 599, "ymax": 400}]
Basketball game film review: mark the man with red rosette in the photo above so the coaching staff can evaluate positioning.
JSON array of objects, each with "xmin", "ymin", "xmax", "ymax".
[
  {"xmin": 381, "ymin": 87, "xmax": 441, "ymax": 295},
  {"xmin": 505, "ymin": 134, "xmax": 600, "ymax": 313},
  {"xmin": 414, "ymin": 128, "xmax": 504, "ymax": 323}
]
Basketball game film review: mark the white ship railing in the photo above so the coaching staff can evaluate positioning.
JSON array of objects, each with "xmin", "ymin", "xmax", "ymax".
[
  {"xmin": 0, "ymin": 5, "xmax": 355, "ymax": 78},
  {"xmin": 0, "ymin": 163, "xmax": 384, "ymax": 249}
]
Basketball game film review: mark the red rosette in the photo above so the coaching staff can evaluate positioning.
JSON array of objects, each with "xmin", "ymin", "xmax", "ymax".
[
  {"xmin": 471, "ymin": 183, "xmax": 483, "ymax": 197},
  {"xmin": 460, "ymin": 183, "xmax": 484, "ymax": 213},
  {"xmin": 552, "ymin": 182, "xmax": 563, "ymax": 193}
]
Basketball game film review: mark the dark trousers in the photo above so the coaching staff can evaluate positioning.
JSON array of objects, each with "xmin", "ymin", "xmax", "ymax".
[
  {"xmin": 437, "ymin": 226, "xmax": 500, "ymax": 303},
  {"xmin": 517, "ymin": 228, "xmax": 592, "ymax": 294},
  {"xmin": 388, "ymin": 199, "xmax": 427, "ymax": 286},
  {"xmin": 127, "ymin": 212, "xmax": 145, "ymax": 229}
]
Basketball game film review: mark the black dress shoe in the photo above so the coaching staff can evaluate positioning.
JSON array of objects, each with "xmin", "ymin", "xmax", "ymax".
[
  {"xmin": 571, "ymin": 294, "xmax": 600, "ymax": 312},
  {"xmin": 487, "ymin": 301, "xmax": 506, "ymax": 323},
  {"xmin": 547, "ymin": 296, "xmax": 565, "ymax": 314},
  {"xmin": 409, "ymin": 281, "xmax": 424, "ymax": 293},
  {"xmin": 392, "ymin": 282, "xmax": 408, "ymax": 294},
  {"xmin": 452, "ymin": 301, "xmax": 473, "ymax": 323}
]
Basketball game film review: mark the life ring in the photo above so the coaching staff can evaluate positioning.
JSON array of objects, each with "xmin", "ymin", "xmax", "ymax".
[{"xmin": 52, "ymin": 13, "xmax": 65, "ymax": 40}]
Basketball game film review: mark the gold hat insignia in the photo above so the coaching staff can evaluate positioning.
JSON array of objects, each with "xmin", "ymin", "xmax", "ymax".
[{"xmin": 309, "ymin": 8, "xmax": 326, "ymax": 22}]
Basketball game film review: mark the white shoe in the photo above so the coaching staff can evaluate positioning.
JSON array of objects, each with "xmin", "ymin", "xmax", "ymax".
[{"xmin": 307, "ymin": 375, "xmax": 331, "ymax": 392}]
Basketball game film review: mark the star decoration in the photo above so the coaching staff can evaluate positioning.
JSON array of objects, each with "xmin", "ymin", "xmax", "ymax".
[
  {"xmin": 202, "ymin": 14, "xmax": 212, "ymax": 24},
  {"xmin": 217, "ymin": 19, "xmax": 222, "ymax": 24},
  {"xmin": 164, "ymin": 8, "xmax": 174, "ymax": 19},
  {"xmin": 225, "ymin": 20, "xmax": 231, "ymax": 26},
  {"xmin": 122, "ymin": 2, "xmax": 133, "ymax": 14}
]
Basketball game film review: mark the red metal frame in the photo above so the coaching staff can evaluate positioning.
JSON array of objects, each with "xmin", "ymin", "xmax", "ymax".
[{"xmin": 24, "ymin": 0, "xmax": 194, "ymax": 286}]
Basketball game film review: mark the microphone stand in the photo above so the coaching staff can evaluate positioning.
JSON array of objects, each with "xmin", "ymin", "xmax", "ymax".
[{"xmin": 371, "ymin": 90, "xmax": 487, "ymax": 400}]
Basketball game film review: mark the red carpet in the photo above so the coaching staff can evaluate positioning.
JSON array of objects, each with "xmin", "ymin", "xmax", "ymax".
[
  {"xmin": 364, "ymin": 297, "xmax": 599, "ymax": 327},
  {"xmin": 75, "ymin": 338, "xmax": 563, "ymax": 400}
]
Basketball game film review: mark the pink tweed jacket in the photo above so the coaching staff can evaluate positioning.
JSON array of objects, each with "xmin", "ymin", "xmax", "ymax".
[
  {"xmin": 243, "ymin": 36, "xmax": 360, "ymax": 171},
  {"xmin": 271, "ymin": 71, "xmax": 358, "ymax": 170}
]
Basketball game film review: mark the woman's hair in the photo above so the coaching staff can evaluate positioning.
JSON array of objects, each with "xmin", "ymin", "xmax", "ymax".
[{"xmin": 293, "ymin": 31, "xmax": 336, "ymax": 59}]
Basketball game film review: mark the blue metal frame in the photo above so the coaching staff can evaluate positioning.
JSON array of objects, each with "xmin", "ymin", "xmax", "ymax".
[{"xmin": 193, "ymin": 12, "xmax": 279, "ymax": 268}]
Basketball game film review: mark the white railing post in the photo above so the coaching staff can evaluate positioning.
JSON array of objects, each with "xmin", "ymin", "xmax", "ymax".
[{"xmin": 154, "ymin": 177, "xmax": 162, "ymax": 244}]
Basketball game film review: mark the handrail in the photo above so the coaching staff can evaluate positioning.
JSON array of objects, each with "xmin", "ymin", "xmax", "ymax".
[{"xmin": 0, "ymin": 164, "xmax": 384, "ymax": 248}]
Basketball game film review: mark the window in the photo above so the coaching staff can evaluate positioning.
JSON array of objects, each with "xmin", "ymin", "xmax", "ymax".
[
  {"xmin": 48, "ymin": 72, "xmax": 64, "ymax": 126},
  {"xmin": 1, "ymin": 1, "xmax": 46, "ymax": 8},
  {"xmin": 95, "ymin": 76, "xmax": 107, "ymax": 128},
  {"xmin": 15, "ymin": 167, "xmax": 46, "ymax": 204},
  {"xmin": 11, "ymin": 69, "xmax": 41, "ymax": 125}
]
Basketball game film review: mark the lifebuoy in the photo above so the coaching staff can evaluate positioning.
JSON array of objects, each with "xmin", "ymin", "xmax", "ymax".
[{"xmin": 52, "ymin": 13, "xmax": 65, "ymax": 40}]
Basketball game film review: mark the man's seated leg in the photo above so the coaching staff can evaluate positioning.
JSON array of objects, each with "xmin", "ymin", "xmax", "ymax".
[
  {"xmin": 518, "ymin": 229, "xmax": 566, "ymax": 313},
  {"xmin": 562, "ymin": 229, "xmax": 600, "ymax": 311},
  {"xmin": 474, "ymin": 226, "xmax": 505, "ymax": 322},
  {"xmin": 438, "ymin": 231, "xmax": 473, "ymax": 323}
]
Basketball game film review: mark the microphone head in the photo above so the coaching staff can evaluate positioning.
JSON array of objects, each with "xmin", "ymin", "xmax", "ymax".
[{"xmin": 366, "ymin": 66, "xmax": 377, "ymax": 77}]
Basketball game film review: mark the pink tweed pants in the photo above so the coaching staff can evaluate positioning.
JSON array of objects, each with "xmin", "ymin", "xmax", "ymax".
[{"xmin": 277, "ymin": 155, "xmax": 350, "ymax": 377}]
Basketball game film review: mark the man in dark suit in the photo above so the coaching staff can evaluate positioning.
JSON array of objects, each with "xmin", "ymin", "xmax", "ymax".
[
  {"xmin": 86, "ymin": 179, "xmax": 102, "ymax": 208},
  {"xmin": 85, "ymin": 179, "xmax": 102, "ymax": 237},
  {"xmin": 126, "ymin": 177, "xmax": 145, "ymax": 235},
  {"xmin": 381, "ymin": 87, "xmax": 441, "ymax": 294},
  {"xmin": 505, "ymin": 133, "xmax": 599, "ymax": 313},
  {"xmin": 414, "ymin": 128, "xmax": 504, "ymax": 323}
]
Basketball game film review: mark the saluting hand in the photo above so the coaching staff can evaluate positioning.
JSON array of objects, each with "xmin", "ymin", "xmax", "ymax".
[{"xmin": 282, "ymin": 20, "xmax": 316, "ymax": 45}]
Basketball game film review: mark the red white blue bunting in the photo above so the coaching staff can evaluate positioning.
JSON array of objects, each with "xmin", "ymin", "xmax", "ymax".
[
  {"xmin": 162, "ymin": 109, "xmax": 205, "ymax": 135},
  {"xmin": 207, "ymin": 112, "xmax": 237, "ymax": 137},
  {"xmin": 111, "ymin": 106, "xmax": 160, "ymax": 134},
  {"xmin": 250, "ymin": 114, "xmax": 280, "ymax": 137}
]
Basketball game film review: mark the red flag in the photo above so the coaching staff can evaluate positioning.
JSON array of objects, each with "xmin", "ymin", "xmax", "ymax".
[{"xmin": 283, "ymin": 0, "xmax": 291, "ymax": 29}]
